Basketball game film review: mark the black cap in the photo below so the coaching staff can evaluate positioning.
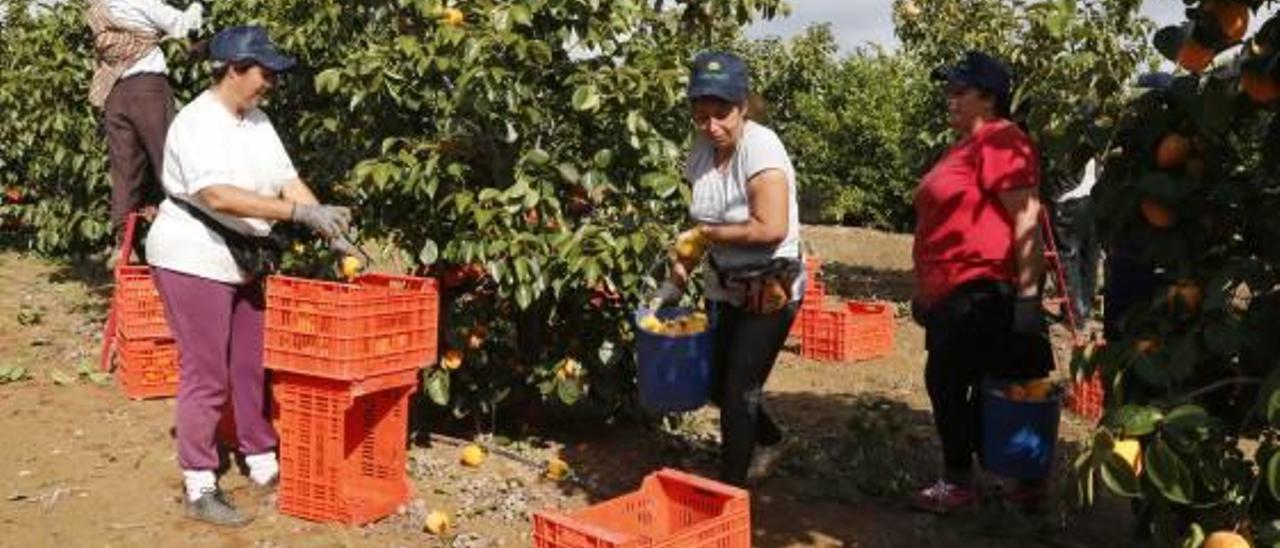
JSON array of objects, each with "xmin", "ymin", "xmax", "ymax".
[
  {"xmin": 932, "ymin": 50, "xmax": 1012, "ymax": 108},
  {"xmin": 209, "ymin": 26, "xmax": 296, "ymax": 73},
  {"xmin": 688, "ymin": 51, "xmax": 749, "ymax": 103}
]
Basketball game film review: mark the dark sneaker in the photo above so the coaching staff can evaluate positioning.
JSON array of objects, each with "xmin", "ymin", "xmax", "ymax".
[
  {"xmin": 184, "ymin": 488, "xmax": 252, "ymax": 527},
  {"xmin": 911, "ymin": 479, "xmax": 978, "ymax": 514},
  {"xmin": 746, "ymin": 438, "xmax": 796, "ymax": 486}
]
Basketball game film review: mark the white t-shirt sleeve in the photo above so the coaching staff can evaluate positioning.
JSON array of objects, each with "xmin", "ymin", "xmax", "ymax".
[
  {"xmin": 167, "ymin": 117, "xmax": 232, "ymax": 197},
  {"xmin": 262, "ymin": 119, "xmax": 299, "ymax": 193},
  {"xmin": 739, "ymin": 127, "xmax": 790, "ymax": 185}
]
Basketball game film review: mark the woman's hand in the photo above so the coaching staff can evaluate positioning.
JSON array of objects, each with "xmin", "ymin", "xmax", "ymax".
[{"xmin": 292, "ymin": 203, "xmax": 351, "ymax": 239}]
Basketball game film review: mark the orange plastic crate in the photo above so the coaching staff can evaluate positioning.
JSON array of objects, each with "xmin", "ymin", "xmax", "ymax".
[
  {"xmin": 114, "ymin": 266, "xmax": 171, "ymax": 339},
  {"xmin": 115, "ymin": 334, "xmax": 179, "ymax": 400},
  {"xmin": 801, "ymin": 301, "xmax": 895, "ymax": 362},
  {"xmin": 273, "ymin": 370, "xmax": 416, "ymax": 524},
  {"xmin": 264, "ymin": 274, "xmax": 440, "ymax": 380},
  {"xmin": 1066, "ymin": 373, "xmax": 1104, "ymax": 421},
  {"xmin": 788, "ymin": 261, "xmax": 826, "ymax": 342},
  {"xmin": 533, "ymin": 468, "xmax": 751, "ymax": 548}
]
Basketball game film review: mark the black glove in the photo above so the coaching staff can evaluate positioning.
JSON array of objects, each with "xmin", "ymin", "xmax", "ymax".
[
  {"xmin": 1012, "ymin": 296, "xmax": 1046, "ymax": 335},
  {"xmin": 291, "ymin": 203, "xmax": 351, "ymax": 239}
]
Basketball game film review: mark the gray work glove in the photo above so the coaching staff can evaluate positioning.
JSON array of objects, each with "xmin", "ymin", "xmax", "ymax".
[
  {"xmin": 291, "ymin": 203, "xmax": 351, "ymax": 239},
  {"xmin": 647, "ymin": 280, "xmax": 682, "ymax": 310},
  {"xmin": 1012, "ymin": 296, "xmax": 1046, "ymax": 335},
  {"xmin": 328, "ymin": 235, "xmax": 358, "ymax": 257}
]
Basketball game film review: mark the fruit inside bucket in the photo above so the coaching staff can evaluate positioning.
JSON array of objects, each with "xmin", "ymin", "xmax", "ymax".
[{"xmin": 634, "ymin": 307, "xmax": 714, "ymax": 413}]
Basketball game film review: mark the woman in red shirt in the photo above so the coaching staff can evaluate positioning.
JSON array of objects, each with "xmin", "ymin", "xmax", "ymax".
[{"xmin": 910, "ymin": 51, "xmax": 1053, "ymax": 513}]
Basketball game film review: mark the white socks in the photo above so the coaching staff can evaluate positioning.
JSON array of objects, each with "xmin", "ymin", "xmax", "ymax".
[
  {"xmin": 183, "ymin": 452, "xmax": 277, "ymax": 501},
  {"xmin": 183, "ymin": 470, "xmax": 216, "ymax": 502},
  {"xmin": 245, "ymin": 451, "xmax": 279, "ymax": 486}
]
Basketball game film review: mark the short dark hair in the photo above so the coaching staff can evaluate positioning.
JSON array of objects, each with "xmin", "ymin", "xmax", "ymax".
[{"xmin": 212, "ymin": 59, "xmax": 261, "ymax": 83}]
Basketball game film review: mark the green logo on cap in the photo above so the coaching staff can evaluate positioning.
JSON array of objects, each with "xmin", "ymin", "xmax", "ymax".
[{"xmin": 707, "ymin": 61, "xmax": 722, "ymax": 71}]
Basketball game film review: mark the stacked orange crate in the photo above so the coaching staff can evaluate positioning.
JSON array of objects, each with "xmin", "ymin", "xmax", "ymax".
[
  {"xmin": 1065, "ymin": 373, "xmax": 1104, "ymax": 421},
  {"xmin": 533, "ymin": 468, "xmax": 751, "ymax": 548},
  {"xmin": 800, "ymin": 301, "xmax": 895, "ymax": 362},
  {"xmin": 113, "ymin": 265, "xmax": 179, "ymax": 399},
  {"xmin": 264, "ymin": 273, "xmax": 439, "ymax": 524},
  {"xmin": 788, "ymin": 257, "xmax": 826, "ymax": 344}
]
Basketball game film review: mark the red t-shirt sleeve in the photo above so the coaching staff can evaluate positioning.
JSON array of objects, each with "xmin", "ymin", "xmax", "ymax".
[{"xmin": 978, "ymin": 126, "xmax": 1039, "ymax": 193}]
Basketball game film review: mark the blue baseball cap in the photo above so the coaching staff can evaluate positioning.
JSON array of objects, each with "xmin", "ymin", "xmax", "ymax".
[
  {"xmin": 932, "ymin": 50, "xmax": 1012, "ymax": 108},
  {"xmin": 688, "ymin": 51, "xmax": 749, "ymax": 103},
  {"xmin": 209, "ymin": 26, "xmax": 296, "ymax": 73}
]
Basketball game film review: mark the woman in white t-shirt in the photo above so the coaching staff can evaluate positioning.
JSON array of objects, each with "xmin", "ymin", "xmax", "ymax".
[
  {"xmin": 663, "ymin": 51, "xmax": 804, "ymax": 487},
  {"xmin": 145, "ymin": 26, "xmax": 353, "ymax": 526}
]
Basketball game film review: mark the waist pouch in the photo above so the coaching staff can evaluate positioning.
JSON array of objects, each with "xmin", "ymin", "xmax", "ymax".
[
  {"xmin": 172, "ymin": 197, "xmax": 284, "ymax": 282},
  {"xmin": 709, "ymin": 255, "xmax": 802, "ymax": 315}
]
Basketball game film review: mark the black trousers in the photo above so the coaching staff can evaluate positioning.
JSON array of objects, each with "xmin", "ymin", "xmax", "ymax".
[
  {"xmin": 923, "ymin": 280, "xmax": 1053, "ymax": 479},
  {"xmin": 710, "ymin": 300, "xmax": 798, "ymax": 486}
]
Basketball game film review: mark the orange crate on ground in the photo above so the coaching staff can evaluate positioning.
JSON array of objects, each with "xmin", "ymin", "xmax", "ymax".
[
  {"xmin": 264, "ymin": 273, "xmax": 440, "ymax": 381},
  {"xmin": 115, "ymin": 334, "xmax": 179, "ymax": 400},
  {"xmin": 801, "ymin": 301, "xmax": 895, "ymax": 362},
  {"xmin": 1066, "ymin": 373, "xmax": 1104, "ymax": 421},
  {"xmin": 788, "ymin": 258, "xmax": 826, "ymax": 342},
  {"xmin": 533, "ymin": 468, "xmax": 750, "ymax": 548},
  {"xmin": 273, "ymin": 370, "xmax": 416, "ymax": 524},
  {"xmin": 114, "ymin": 265, "xmax": 171, "ymax": 339}
]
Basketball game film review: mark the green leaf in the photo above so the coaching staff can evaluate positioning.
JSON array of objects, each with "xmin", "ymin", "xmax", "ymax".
[
  {"xmin": 1267, "ymin": 388, "xmax": 1280, "ymax": 428},
  {"xmin": 1100, "ymin": 451, "xmax": 1143, "ymax": 498},
  {"xmin": 1268, "ymin": 450, "xmax": 1280, "ymax": 501},
  {"xmin": 1105, "ymin": 405, "xmax": 1165, "ymax": 437},
  {"xmin": 572, "ymin": 85, "xmax": 601, "ymax": 112},
  {"xmin": 424, "ymin": 369, "xmax": 450, "ymax": 406},
  {"xmin": 556, "ymin": 378, "xmax": 582, "ymax": 405},
  {"xmin": 314, "ymin": 68, "xmax": 341, "ymax": 94},
  {"xmin": 8, "ymin": 367, "xmax": 27, "ymax": 382},
  {"xmin": 87, "ymin": 371, "xmax": 110, "ymax": 385},
  {"xmin": 1180, "ymin": 523, "xmax": 1205, "ymax": 548},
  {"xmin": 524, "ymin": 148, "xmax": 551, "ymax": 165},
  {"xmin": 556, "ymin": 163, "xmax": 581, "ymax": 185},
  {"xmin": 419, "ymin": 239, "xmax": 439, "ymax": 266},
  {"xmin": 50, "ymin": 370, "xmax": 74, "ymax": 386},
  {"xmin": 1144, "ymin": 439, "xmax": 1194, "ymax": 504}
]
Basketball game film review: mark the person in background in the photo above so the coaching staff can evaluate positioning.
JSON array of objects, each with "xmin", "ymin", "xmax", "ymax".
[
  {"xmin": 146, "ymin": 26, "xmax": 353, "ymax": 526},
  {"xmin": 656, "ymin": 51, "xmax": 804, "ymax": 487},
  {"xmin": 1048, "ymin": 148, "xmax": 1101, "ymax": 330},
  {"xmin": 910, "ymin": 50, "xmax": 1053, "ymax": 513},
  {"xmin": 87, "ymin": 0, "xmax": 204, "ymax": 265}
]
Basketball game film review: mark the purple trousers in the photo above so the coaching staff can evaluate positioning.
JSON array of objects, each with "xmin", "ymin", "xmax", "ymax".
[{"xmin": 151, "ymin": 267, "xmax": 278, "ymax": 471}]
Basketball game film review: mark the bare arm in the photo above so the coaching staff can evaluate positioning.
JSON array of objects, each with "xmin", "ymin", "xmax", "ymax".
[
  {"xmin": 998, "ymin": 187, "xmax": 1045, "ymax": 298},
  {"xmin": 196, "ymin": 178, "xmax": 317, "ymax": 221},
  {"xmin": 700, "ymin": 168, "xmax": 789, "ymax": 246}
]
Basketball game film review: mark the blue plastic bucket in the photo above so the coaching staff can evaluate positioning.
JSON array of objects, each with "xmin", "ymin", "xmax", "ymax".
[
  {"xmin": 634, "ymin": 307, "xmax": 714, "ymax": 413},
  {"xmin": 981, "ymin": 380, "xmax": 1061, "ymax": 480}
]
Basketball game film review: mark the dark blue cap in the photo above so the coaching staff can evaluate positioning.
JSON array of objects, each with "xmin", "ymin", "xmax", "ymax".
[
  {"xmin": 209, "ymin": 26, "xmax": 296, "ymax": 73},
  {"xmin": 688, "ymin": 51, "xmax": 749, "ymax": 103},
  {"xmin": 932, "ymin": 50, "xmax": 1012, "ymax": 107}
]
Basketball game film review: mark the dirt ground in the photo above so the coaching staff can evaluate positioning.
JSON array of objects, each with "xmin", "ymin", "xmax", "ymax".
[{"xmin": 0, "ymin": 226, "xmax": 1134, "ymax": 547}]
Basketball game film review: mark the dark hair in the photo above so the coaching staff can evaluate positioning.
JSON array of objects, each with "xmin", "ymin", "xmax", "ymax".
[{"xmin": 212, "ymin": 59, "xmax": 261, "ymax": 83}]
